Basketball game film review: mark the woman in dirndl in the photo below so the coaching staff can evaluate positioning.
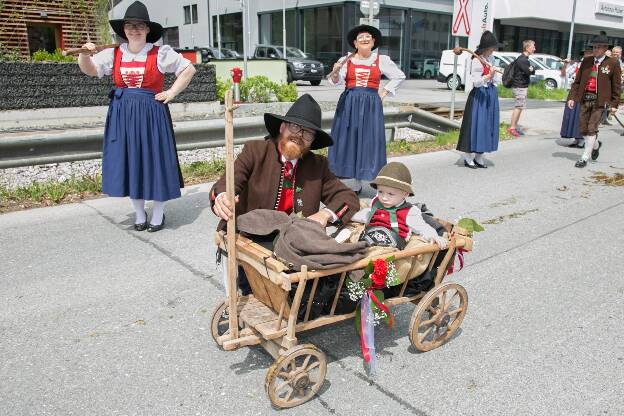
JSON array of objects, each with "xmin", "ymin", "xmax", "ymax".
[
  {"xmin": 328, "ymin": 25, "xmax": 405, "ymax": 193},
  {"xmin": 456, "ymin": 31, "xmax": 501, "ymax": 169},
  {"xmin": 560, "ymin": 49, "xmax": 591, "ymax": 149},
  {"xmin": 77, "ymin": 1, "xmax": 196, "ymax": 232}
]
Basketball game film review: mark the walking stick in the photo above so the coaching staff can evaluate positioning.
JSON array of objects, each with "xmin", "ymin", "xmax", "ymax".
[
  {"xmin": 453, "ymin": 46, "xmax": 504, "ymax": 75},
  {"xmin": 224, "ymin": 89, "xmax": 240, "ymax": 340},
  {"xmin": 326, "ymin": 52, "xmax": 356, "ymax": 80},
  {"xmin": 62, "ymin": 43, "xmax": 119, "ymax": 56}
]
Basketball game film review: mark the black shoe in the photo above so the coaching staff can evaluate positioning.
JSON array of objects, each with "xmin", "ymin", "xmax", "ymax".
[
  {"xmin": 474, "ymin": 160, "xmax": 488, "ymax": 169},
  {"xmin": 574, "ymin": 159, "xmax": 587, "ymax": 168},
  {"xmin": 591, "ymin": 140, "xmax": 602, "ymax": 161},
  {"xmin": 147, "ymin": 214, "xmax": 165, "ymax": 232},
  {"xmin": 566, "ymin": 141, "xmax": 584, "ymax": 148},
  {"xmin": 464, "ymin": 160, "xmax": 477, "ymax": 169},
  {"xmin": 134, "ymin": 211, "xmax": 148, "ymax": 231}
]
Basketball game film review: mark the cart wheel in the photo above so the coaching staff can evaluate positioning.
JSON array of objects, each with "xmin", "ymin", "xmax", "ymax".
[
  {"xmin": 409, "ymin": 282, "xmax": 468, "ymax": 352},
  {"xmin": 210, "ymin": 301, "xmax": 232, "ymax": 348},
  {"xmin": 265, "ymin": 344, "xmax": 327, "ymax": 409}
]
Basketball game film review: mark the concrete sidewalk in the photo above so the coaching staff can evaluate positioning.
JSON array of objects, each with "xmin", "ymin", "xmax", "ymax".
[{"xmin": 1, "ymin": 107, "xmax": 623, "ymax": 415}]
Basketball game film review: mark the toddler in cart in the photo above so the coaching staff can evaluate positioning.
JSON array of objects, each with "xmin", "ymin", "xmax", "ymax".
[{"xmin": 350, "ymin": 162, "xmax": 448, "ymax": 250}]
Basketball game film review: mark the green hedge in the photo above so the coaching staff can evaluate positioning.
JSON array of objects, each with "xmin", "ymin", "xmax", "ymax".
[
  {"xmin": 216, "ymin": 75, "xmax": 298, "ymax": 103},
  {"xmin": 497, "ymin": 81, "xmax": 568, "ymax": 100}
]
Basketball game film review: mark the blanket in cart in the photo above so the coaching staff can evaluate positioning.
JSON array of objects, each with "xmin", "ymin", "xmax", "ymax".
[{"xmin": 237, "ymin": 209, "xmax": 368, "ymax": 271}]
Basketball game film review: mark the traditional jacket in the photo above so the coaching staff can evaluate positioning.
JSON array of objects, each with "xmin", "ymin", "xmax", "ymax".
[
  {"xmin": 568, "ymin": 56, "xmax": 622, "ymax": 108},
  {"xmin": 210, "ymin": 137, "xmax": 360, "ymax": 230}
]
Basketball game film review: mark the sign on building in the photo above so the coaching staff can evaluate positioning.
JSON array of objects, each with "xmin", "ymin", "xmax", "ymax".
[{"xmin": 595, "ymin": 1, "xmax": 624, "ymax": 17}]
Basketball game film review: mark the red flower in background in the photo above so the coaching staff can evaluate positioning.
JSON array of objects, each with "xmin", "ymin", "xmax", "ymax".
[{"xmin": 370, "ymin": 259, "xmax": 388, "ymax": 288}]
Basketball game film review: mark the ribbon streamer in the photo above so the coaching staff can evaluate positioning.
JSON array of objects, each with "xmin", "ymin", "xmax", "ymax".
[
  {"xmin": 360, "ymin": 292, "xmax": 377, "ymax": 376},
  {"xmin": 447, "ymin": 248, "xmax": 466, "ymax": 275}
]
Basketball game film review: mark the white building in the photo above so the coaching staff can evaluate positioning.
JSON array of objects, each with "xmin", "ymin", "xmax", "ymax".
[{"xmin": 112, "ymin": 0, "xmax": 624, "ymax": 78}]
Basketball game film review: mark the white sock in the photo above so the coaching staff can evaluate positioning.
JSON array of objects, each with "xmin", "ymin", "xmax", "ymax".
[
  {"xmin": 474, "ymin": 153, "xmax": 485, "ymax": 165},
  {"xmin": 353, "ymin": 179, "xmax": 363, "ymax": 191},
  {"xmin": 151, "ymin": 201, "xmax": 165, "ymax": 225},
  {"xmin": 131, "ymin": 199, "xmax": 146, "ymax": 224},
  {"xmin": 581, "ymin": 135, "xmax": 596, "ymax": 161},
  {"xmin": 464, "ymin": 153, "xmax": 475, "ymax": 164}
]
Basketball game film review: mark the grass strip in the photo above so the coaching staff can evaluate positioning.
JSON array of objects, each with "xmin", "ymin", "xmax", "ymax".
[
  {"xmin": 498, "ymin": 81, "xmax": 568, "ymax": 101},
  {"xmin": 0, "ymin": 123, "xmax": 516, "ymax": 213}
]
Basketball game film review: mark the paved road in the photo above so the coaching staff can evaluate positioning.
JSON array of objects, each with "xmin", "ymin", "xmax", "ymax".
[{"xmin": 1, "ymin": 108, "xmax": 623, "ymax": 415}]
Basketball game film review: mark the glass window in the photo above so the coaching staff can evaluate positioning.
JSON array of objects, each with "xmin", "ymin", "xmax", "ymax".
[
  {"xmin": 183, "ymin": 6, "xmax": 191, "ymax": 25},
  {"xmin": 212, "ymin": 13, "xmax": 243, "ymax": 54},
  {"xmin": 376, "ymin": 8, "xmax": 405, "ymax": 68},
  {"xmin": 191, "ymin": 4, "xmax": 198, "ymax": 24},
  {"xmin": 302, "ymin": 6, "xmax": 343, "ymax": 70},
  {"xmin": 276, "ymin": 46, "xmax": 306, "ymax": 58},
  {"xmin": 162, "ymin": 26, "xmax": 179, "ymax": 48},
  {"xmin": 409, "ymin": 11, "xmax": 451, "ymax": 79}
]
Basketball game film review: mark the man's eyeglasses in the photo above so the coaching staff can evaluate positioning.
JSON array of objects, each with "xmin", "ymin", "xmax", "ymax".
[
  {"xmin": 287, "ymin": 123, "xmax": 315, "ymax": 143},
  {"xmin": 356, "ymin": 34, "xmax": 373, "ymax": 41},
  {"xmin": 124, "ymin": 22, "xmax": 148, "ymax": 30}
]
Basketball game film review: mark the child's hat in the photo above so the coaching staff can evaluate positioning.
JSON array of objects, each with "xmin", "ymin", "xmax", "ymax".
[{"xmin": 370, "ymin": 162, "xmax": 414, "ymax": 196}]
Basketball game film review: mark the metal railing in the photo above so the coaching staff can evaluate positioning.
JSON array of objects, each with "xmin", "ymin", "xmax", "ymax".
[{"xmin": 0, "ymin": 107, "xmax": 459, "ymax": 169}]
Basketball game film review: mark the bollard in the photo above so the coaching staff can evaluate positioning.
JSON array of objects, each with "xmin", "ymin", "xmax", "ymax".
[{"xmin": 231, "ymin": 67, "xmax": 243, "ymax": 104}]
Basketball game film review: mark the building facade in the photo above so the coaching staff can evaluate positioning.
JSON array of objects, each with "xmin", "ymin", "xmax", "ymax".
[
  {"xmin": 112, "ymin": 0, "xmax": 624, "ymax": 78},
  {"xmin": 0, "ymin": 0, "xmax": 101, "ymax": 57}
]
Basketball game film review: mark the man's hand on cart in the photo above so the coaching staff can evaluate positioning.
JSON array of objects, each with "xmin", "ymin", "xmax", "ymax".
[
  {"xmin": 213, "ymin": 192, "xmax": 239, "ymax": 221},
  {"xmin": 307, "ymin": 210, "xmax": 333, "ymax": 228}
]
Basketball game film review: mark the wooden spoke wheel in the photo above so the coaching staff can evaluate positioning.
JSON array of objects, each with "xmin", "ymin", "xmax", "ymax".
[
  {"xmin": 265, "ymin": 344, "xmax": 327, "ymax": 409},
  {"xmin": 210, "ymin": 301, "xmax": 234, "ymax": 348},
  {"xmin": 409, "ymin": 282, "xmax": 468, "ymax": 352}
]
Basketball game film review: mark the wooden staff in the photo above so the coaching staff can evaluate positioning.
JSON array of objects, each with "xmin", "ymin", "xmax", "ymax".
[
  {"xmin": 62, "ymin": 43, "xmax": 119, "ymax": 56},
  {"xmin": 453, "ymin": 46, "xmax": 503, "ymax": 75},
  {"xmin": 224, "ymin": 89, "xmax": 240, "ymax": 340},
  {"xmin": 326, "ymin": 51, "xmax": 356, "ymax": 80}
]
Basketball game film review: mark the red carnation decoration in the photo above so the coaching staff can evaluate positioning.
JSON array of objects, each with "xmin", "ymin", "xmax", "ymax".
[{"xmin": 370, "ymin": 259, "xmax": 388, "ymax": 288}]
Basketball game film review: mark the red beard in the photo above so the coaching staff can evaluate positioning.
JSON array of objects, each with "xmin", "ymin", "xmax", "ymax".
[{"xmin": 280, "ymin": 138, "xmax": 306, "ymax": 160}]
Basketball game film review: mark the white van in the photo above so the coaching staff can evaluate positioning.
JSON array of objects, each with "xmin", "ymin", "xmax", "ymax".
[{"xmin": 437, "ymin": 50, "xmax": 554, "ymax": 89}]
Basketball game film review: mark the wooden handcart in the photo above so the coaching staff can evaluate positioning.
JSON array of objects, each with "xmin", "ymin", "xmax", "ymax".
[
  {"xmin": 213, "ymin": 90, "xmax": 473, "ymax": 408},
  {"xmin": 212, "ymin": 224, "xmax": 473, "ymax": 408}
]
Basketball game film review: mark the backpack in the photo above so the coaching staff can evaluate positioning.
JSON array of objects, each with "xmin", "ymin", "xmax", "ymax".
[{"xmin": 502, "ymin": 58, "xmax": 517, "ymax": 88}]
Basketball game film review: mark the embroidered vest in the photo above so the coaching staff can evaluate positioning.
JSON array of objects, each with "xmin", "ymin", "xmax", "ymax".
[
  {"xmin": 585, "ymin": 63, "xmax": 599, "ymax": 93},
  {"xmin": 367, "ymin": 197, "xmax": 412, "ymax": 239},
  {"xmin": 113, "ymin": 46, "xmax": 165, "ymax": 93},
  {"xmin": 346, "ymin": 54, "xmax": 381, "ymax": 90}
]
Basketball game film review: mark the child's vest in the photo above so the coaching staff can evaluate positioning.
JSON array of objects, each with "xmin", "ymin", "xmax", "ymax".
[{"xmin": 360, "ymin": 197, "xmax": 412, "ymax": 249}]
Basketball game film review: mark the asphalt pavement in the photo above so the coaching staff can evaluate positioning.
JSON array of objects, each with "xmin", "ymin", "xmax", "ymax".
[{"xmin": 1, "ymin": 107, "xmax": 623, "ymax": 415}]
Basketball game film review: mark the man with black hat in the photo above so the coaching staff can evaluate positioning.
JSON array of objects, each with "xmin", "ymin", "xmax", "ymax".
[
  {"xmin": 567, "ymin": 33, "xmax": 621, "ymax": 168},
  {"xmin": 210, "ymin": 94, "xmax": 360, "ymax": 229}
]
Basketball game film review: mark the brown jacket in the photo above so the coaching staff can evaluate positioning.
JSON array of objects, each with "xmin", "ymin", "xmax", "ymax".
[
  {"xmin": 210, "ymin": 137, "xmax": 360, "ymax": 230},
  {"xmin": 568, "ymin": 56, "xmax": 622, "ymax": 108}
]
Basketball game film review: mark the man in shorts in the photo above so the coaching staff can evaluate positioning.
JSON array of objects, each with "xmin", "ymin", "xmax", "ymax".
[{"xmin": 508, "ymin": 40, "xmax": 536, "ymax": 137}]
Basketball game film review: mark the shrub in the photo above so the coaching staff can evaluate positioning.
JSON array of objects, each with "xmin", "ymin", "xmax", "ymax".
[
  {"xmin": 31, "ymin": 48, "xmax": 75, "ymax": 62},
  {"xmin": 216, "ymin": 76, "xmax": 298, "ymax": 103}
]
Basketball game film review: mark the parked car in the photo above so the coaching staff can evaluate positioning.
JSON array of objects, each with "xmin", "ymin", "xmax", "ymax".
[
  {"xmin": 436, "ymin": 49, "xmax": 551, "ymax": 90},
  {"xmin": 531, "ymin": 53, "xmax": 564, "ymax": 71},
  {"xmin": 254, "ymin": 44, "xmax": 324, "ymax": 85},
  {"xmin": 197, "ymin": 47, "xmax": 241, "ymax": 62},
  {"xmin": 410, "ymin": 58, "xmax": 439, "ymax": 79}
]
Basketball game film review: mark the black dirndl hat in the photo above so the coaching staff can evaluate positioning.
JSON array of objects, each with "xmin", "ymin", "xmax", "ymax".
[
  {"xmin": 109, "ymin": 1, "xmax": 163, "ymax": 44},
  {"xmin": 347, "ymin": 24, "xmax": 382, "ymax": 50},
  {"xmin": 264, "ymin": 94, "xmax": 333, "ymax": 150},
  {"xmin": 475, "ymin": 31, "xmax": 503, "ymax": 55}
]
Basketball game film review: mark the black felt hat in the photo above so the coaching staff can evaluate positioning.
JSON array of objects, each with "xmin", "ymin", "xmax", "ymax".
[
  {"xmin": 347, "ymin": 24, "xmax": 382, "ymax": 50},
  {"xmin": 264, "ymin": 94, "xmax": 333, "ymax": 150},
  {"xmin": 475, "ymin": 31, "xmax": 503, "ymax": 54},
  {"xmin": 589, "ymin": 34, "xmax": 612, "ymax": 47},
  {"xmin": 109, "ymin": 1, "xmax": 163, "ymax": 44}
]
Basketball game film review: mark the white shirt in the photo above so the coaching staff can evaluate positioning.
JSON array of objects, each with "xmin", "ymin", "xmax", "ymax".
[
  {"xmin": 470, "ymin": 55, "xmax": 501, "ymax": 88},
  {"xmin": 328, "ymin": 52, "xmax": 406, "ymax": 95},
  {"xmin": 91, "ymin": 43, "xmax": 191, "ymax": 79}
]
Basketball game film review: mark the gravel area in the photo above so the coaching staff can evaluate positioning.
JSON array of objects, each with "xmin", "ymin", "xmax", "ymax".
[{"xmin": 0, "ymin": 146, "xmax": 242, "ymax": 190}]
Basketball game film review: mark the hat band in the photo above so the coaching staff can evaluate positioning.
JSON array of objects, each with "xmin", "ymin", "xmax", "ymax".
[{"xmin": 375, "ymin": 176, "xmax": 412, "ymax": 188}]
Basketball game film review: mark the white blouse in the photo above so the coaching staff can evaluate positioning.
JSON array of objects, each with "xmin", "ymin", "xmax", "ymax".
[
  {"xmin": 91, "ymin": 43, "xmax": 191, "ymax": 79},
  {"xmin": 470, "ymin": 55, "xmax": 501, "ymax": 88},
  {"xmin": 329, "ymin": 52, "xmax": 406, "ymax": 96}
]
